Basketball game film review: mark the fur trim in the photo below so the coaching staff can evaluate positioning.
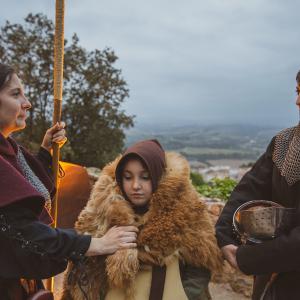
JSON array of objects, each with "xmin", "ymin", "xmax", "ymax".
[{"xmin": 61, "ymin": 152, "xmax": 223, "ymax": 299}]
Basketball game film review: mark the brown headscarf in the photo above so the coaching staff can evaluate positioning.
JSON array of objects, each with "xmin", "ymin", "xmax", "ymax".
[{"xmin": 115, "ymin": 139, "xmax": 166, "ymax": 193}]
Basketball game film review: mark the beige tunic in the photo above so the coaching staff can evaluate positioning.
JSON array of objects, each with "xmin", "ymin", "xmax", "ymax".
[{"xmin": 105, "ymin": 258, "xmax": 188, "ymax": 300}]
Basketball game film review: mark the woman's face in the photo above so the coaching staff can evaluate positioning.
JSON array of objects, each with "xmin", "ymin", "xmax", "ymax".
[
  {"xmin": 122, "ymin": 158, "xmax": 153, "ymax": 207},
  {"xmin": 296, "ymin": 83, "xmax": 300, "ymax": 107},
  {"xmin": 0, "ymin": 74, "xmax": 31, "ymax": 137}
]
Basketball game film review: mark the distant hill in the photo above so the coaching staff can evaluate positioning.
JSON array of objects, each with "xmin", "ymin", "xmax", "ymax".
[{"xmin": 125, "ymin": 124, "xmax": 282, "ymax": 163}]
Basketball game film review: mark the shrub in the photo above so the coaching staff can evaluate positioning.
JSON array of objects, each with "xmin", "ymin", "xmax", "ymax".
[
  {"xmin": 190, "ymin": 172, "xmax": 205, "ymax": 186},
  {"xmin": 195, "ymin": 177, "xmax": 237, "ymax": 201}
]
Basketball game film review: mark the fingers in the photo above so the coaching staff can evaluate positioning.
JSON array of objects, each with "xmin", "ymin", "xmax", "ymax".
[
  {"xmin": 221, "ymin": 244, "xmax": 237, "ymax": 258},
  {"xmin": 114, "ymin": 226, "xmax": 138, "ymax": 243},
  {"xmin": 103, "ymin": 226, "xmax": 139, "ymax": 252},
  {"xmin": 53, "ymin": 137, "xmax": 67, "ymax": 148},
  {"xmin": 116, "ymin": 228, "xmax": 137, "ymax": 241},
  {"xmin": 47, "ymin": 121, "xmax": 65, "ymax": 134},
  {"xmin": 120, "ymin": 242, "xmax": 137, "ymax": 249},
  {"xmin": 229, "ymin": 258, "xmax": 238, "ymax": 269},
  {"xmin": 99, "ymin": 225, "xmax": 139, "ymax": 254},
  {"xmin": 53, "ymin": 136, "xmax": 67, "ymax": 144},
  {"xmin": 106, "ymin": 226, "xmax": 138, "ymax": 238},
  {"xmin": 52, "ymin": 129, "xmax": 67, "ymax": 143},
  {"xmin": 117, "ymin": 226, "xmax": 139, "ymax": 233},
  {"xmin": 120, "ymin": 235, "xmax": 137, "ymax": 243},
  {"xmin": 221, "ymin": 244, "xmax": 238, "ymax": 269},
  {"xmin": 59, "ymin": 121, "xmax": 66, "ymax": 129},
  {"xmin": 48, "ymin": 122, "xmax": 67, "ymax": 146},
  {"xmin": 122, "ymin": 231, "xmax": 137, "ymax": 238}
]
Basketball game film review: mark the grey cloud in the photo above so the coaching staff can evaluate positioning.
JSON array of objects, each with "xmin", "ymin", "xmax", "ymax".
[{"xmin": 1, "ymin": 0, "xmax": 300, "ymax": 127}]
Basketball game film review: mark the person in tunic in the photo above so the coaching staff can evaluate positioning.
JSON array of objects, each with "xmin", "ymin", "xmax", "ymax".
[
  {"xmin": 0, "ymin": 63, "xmax": 137, "ymax": 299},
  {"xmin": 61, "ymin": 139, "xmax": 223, "ymax": 300},
  {"xmin": 215, "ymin": 70, "xmax": 300, "ymax": 300}
]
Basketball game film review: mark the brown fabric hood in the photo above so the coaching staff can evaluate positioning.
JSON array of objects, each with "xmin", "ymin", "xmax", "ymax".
[
  {"xmin": 115, "ymin": 139, "xmax": 166, "ymax": 193},
  {"xmin": 62, "ymin": 151, "xmax": 223, "ymax": 300}
]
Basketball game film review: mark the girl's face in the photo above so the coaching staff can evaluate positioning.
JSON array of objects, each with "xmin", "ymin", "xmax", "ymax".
[
  {"xmin": 0, "ymin": 74, "xmax": 31, "ymax": 137},
  {"xmin": 122, "ymin": 158, "xmax": 153, "ymax": 207}
]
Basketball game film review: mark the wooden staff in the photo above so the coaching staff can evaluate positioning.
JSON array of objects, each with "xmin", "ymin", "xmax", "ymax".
[{"xmin": 45, "ymin": 0, "xmax": 65, "ymax": 292}]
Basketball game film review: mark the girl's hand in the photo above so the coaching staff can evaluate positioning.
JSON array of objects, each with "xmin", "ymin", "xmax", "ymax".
[{"xmin": 41, "ymin": 122, "xmax": 67, "ymax": 152}]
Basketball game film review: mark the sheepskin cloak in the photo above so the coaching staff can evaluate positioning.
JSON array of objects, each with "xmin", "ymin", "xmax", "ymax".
[{"xmin": 61, "ymin": 152, "xmax": 223, "ymax": 300}]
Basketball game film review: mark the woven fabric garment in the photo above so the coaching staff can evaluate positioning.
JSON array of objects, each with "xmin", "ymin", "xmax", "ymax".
[
  {"xmin": 272, "ymin": 125, "xmax": 300, "ymax": 186},
  {"xmin": 16, "ymin": 147, "xmax": 51, "ymax": 212}
]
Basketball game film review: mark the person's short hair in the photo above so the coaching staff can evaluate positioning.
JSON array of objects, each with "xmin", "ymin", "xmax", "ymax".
[
  {"xmin": 296, "ymin": 70, "xmax": 300, "ymax": 84},
  {"xmin": 0, "ymin": 63, "xmax": 15, "ymax": 91}
]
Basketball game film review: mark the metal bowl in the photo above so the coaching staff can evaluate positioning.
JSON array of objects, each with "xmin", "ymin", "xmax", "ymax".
[{"xmin": 233, "ymin": 200, "xmax": 295, "ymax": 244}]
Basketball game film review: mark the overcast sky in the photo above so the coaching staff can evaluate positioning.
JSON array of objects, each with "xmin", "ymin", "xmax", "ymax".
[{"xmin": 1, "ymin": 0, "xmax": 300, "ymax": 128}]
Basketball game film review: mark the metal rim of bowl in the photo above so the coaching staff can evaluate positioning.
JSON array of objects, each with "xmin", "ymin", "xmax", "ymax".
[{"xmin": 233, "ymin": 200, "xmax": 283, "ymax": 243}]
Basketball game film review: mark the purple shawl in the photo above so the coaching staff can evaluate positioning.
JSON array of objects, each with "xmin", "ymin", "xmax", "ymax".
[{"xmin": 0, "ymin": 133, "xmax": 54, "ymax": 223}]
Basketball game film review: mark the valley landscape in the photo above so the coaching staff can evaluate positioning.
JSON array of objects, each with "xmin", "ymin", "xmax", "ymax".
[{"xmin": 126, "ymin": 123, "xmax": 282, "ymax": 167}]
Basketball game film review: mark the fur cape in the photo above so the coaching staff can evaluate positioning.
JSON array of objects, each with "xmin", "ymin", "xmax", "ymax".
[{"xmin": 61, "ymin": 152, "xmax": 223, "ymax": 300}]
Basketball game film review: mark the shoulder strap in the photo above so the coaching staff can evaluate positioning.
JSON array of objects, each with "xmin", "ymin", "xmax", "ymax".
[{"xmin": 149, "ymin": 265, "xmax": 166, "ymax": 300}]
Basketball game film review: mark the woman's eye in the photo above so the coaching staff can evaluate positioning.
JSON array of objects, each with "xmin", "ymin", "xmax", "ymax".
[
  {"xmin": 12, "ymin": 92, "xmax": 20, "ymax": 97},
  {"xmin": 142, "ymin": 175, "xmax": 150, "ymax": 180},
  {"xmin": 123, "ymin": 176, "xmax": 131, "ymax": 180}
]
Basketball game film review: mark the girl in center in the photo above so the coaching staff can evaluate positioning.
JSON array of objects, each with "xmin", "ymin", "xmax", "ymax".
[{"xmin": 62, "ymin": 139, "xmax": 223, "ymax": 300}]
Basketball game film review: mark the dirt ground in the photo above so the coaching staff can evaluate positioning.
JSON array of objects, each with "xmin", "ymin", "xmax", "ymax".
[{"xmin": 209, "ymin": 282, "xmax": 249, "ymax": 300}]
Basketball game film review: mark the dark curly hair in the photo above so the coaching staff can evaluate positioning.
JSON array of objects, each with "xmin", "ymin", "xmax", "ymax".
[{"xmin": 0, "ymin": 63, "xmax": 16, "ymax": 91}]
